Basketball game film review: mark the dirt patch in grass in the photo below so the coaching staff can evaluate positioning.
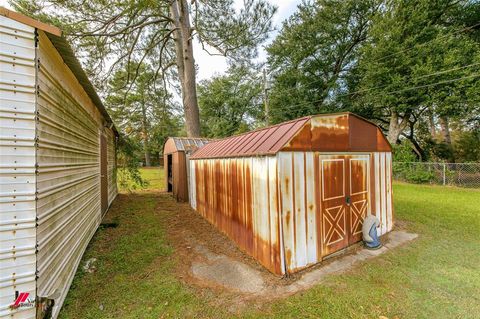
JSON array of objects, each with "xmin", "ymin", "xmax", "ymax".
[
  {"xmin": 160, "ymin": 196, "xmax": 276, "ymax": 311},
  {"xmin": 158, "ymin": 192, "xmax": 417, "ymax": 314},
  {"xmin": 61, "ymin": 169, "xmax": 480, "ymax": 318}
]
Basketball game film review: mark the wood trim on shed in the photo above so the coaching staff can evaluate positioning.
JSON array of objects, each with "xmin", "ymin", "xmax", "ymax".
[{"xmin": 0, "ymin": 6, "xmax": 62, "ymax": 36}]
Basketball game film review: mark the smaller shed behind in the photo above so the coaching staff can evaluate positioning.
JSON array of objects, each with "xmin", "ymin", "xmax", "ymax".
[{"xmin": 163, "ymin": 137, "xmax": 212, "ymax": 202}]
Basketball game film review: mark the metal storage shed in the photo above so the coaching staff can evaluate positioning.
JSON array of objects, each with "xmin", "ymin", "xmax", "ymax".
[
  {"xmin": 0, "ymin": 8, "xmax": 118, "ymax": 319},
  {"xmin": 189, "ymin": 112, "xmax": 393, "ymax": 275},
  {"xmin": 163, "ymin": 137, "xmax": 211, "ymax": 202}
]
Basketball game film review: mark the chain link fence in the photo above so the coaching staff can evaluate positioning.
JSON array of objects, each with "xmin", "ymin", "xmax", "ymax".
[{"xmin": 393, "ymin": 162, "xmax": 480, "ymax": 188}]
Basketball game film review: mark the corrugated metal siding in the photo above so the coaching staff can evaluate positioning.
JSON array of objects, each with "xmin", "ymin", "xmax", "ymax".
[
  {"xmin": 35, "ymin": 31, "xmax": 103, "ymax": 318},
  {"xmin": 191, "ymin": 113, "xmax": 391, "ymax": 160},
  {"xmin": 189, "ymin": 159, "xmax": 196, "ymax": 209},
  {"xmin": 190, "ymin": 117, "xmax": 310, "ymax": 159},
  {"xmin": 172, "ymin": 137, "xmax": 211, "ymax": 152},
  {"xmin": 191, "ymin": 157, "xmax": 284, "ymax": 275},
  {"xmin": 277, "ymin": 152, "xmax": 319, "ymax": 273},
  {"xmin": 374, "ymin": 152, "xmax": 393, "ymax": 235},
  {"xmin": 163, "ymin": 137, "xmax": 212, "ymax": 156},
  {"xmin": 106, "ymin": 127, "xmax": 117, "ymax": 206},
  {"xmin": 0, "ymin": 16, "xmax": 37, "ymax": 319},
  {"xmin": 190, "ymin": 151, "xmax": 393, "ymax": 275},
  {"xmin": 164, "ymin": 137, "xmax": 213, "ymax": 202}
]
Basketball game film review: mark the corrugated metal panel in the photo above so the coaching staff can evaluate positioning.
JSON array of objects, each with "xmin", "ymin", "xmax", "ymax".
[
  {"xmin": 190, "ymin": 117, "xmax": 310, "ymax": 159},
  {"xmin": 35, "ymin": 30, "xmax": 103, "ymax": 319},
  {"xmin": 386, "ymin": 152, "xmax": 393, "ymax": 232},
  {"xmin": 0, "ymin": 7, "xmax": 118, "ymax": 137},
  {"xmin": 1, "ymin": 10, "xmax": 118, "ymax": 318},
  {"xmin": 0, "ymin": 15, "xmax": 37, "ymax": 319},
  {"xmin": 278, "ymin": 152, "xmax": 319, "ymax": 273},
  {"xmin": 374, "ymin": 152, "xmax": 393, "ymax": 236},
  {"xmin": 189, "ymin": 159, "xmax": 196, "ymax": 209},
  {"xmin": 174, "ymin": 137, "xmax": 211, "ymax": 152},
  {"xmin": 43, "ymin": 33, "xmax": 117, "ymax": 135},
  {"xmin": 191, "ymin": 113, "xmax": 392, "ymax": 160},
  {"xmin": 163, "ymin": 137, "xmax": 212, "ymax": 154},
  {"xmin": 191, "ymin": 150, "xmax": 393, "ymax": 274},
  {"xmin": 191, "ymin": 156, "xmax": 283, "ymax": 275},
  {"xmin": 280, "ymin": 152, "xmax": 374, "ymax": 273},
  {"xmin": 0, "ymin": 7, "xmax": 61, "ymax": 37},
  {"xmin": 163, "ymin": 137, "xmax": 212, "ymax": 202},
  {"xmin": 106, "ymin": 128, "xmax": 117, "ymax": 206}
]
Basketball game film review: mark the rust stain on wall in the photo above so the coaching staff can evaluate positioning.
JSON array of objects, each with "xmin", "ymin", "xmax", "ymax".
[
  {"xmin": 193, "ymin": 157, "xmax": 283, "ymax": 275},
  {"xmin": 189, "ymin": 113, "xmax": 393, "ymax": 275}
]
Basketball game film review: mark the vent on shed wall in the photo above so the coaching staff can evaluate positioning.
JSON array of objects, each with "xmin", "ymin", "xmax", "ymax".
[{"xmin": 0, "ymin": 16, "xmax": 37, "ymax": 319}]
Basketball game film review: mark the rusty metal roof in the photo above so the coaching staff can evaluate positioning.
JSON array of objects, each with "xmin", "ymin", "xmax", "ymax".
[
  {"xmin": 164, "ymin": 137, "xmax": 213, "ymax": 154},
  {"xmin": 190, "ymin": 112, "xmax": 391, "ymax": 159},
  {"xmin": 190, "ymin": 116, "xmax": 311, "ymax": 159},
  {"xmin": 0, "ymin": 7, "xmax": 118, "ymax": 136}
]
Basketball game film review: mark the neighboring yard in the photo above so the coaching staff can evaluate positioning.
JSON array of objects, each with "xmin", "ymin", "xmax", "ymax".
[{"xmin": 60, "ymin": 167, "xmax": 480, "ymax": 319}]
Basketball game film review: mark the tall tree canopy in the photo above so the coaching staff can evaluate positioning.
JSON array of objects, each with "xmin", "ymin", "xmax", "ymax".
[
  {"xmin": 198, "ymin": 65, "xmax": 263, "ymax": 138},
  {"xmin": 355, "ymin": 0, "xmax": 480, "ymax": 149},
  {"xmin": 266, "ymin": 0, "xmax": 480, "ymax": 161},
  {"xmin": 266, "ymin": 0, "xmax": 378, "ymax": 123},
  {"xmin": 106, "ymin": 62, "xmax": 182, "ymax": 165},
  {"xmin": 12, "ymin": 0, "xmax": 276, "ymax": 136}
]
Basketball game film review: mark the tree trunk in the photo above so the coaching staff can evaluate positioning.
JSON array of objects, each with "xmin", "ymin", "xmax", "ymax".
[
  {"xmin": 141, "ymin": 104, "xmax": 151, "ymax": 167},
  {"xmin": 439, "ymin": 116, "xmax": 452, "ymax": 145},
  {"xmin": 170, "ymin": 0, "xmax": 201, "ymax": 137},
  {"xmin": 404, "ymin": 121, "xmax": 426, "ymax": 161},
  {"xmin": 387, "ymin": 111, "xmax": 408, "ymax": 144},
  {"xmin": 428, "ymin": 111, "xmax": 436, "ymax": 139},
  {"xmin": 439, "ymin": 115, "xmax": 455, "ymax": 162}
]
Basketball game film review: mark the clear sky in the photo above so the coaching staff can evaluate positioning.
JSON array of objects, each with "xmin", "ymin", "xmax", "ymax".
[{"xmin": 0, "ymin": 0, "xmax": 301, "ymax": 80}]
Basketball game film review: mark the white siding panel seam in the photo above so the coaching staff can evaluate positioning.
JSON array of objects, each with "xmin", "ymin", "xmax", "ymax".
[
  {"xmin": 381, "ymin": 153, "xmax": 387, "ymax": 235},
  {"xmin": 0, "ymin": 15, "xmax": 37, "ymax": 319},
  {"xmin": 305, "ymin": 152, "xmax": 317, "ymax": 264},
  {"xmin": 293, "ymin": 152, "xmax": 307, "ymax": 269},
  {"xmin": 386, "ymin": 153, "xmax": 393, "ymax": 232},
  {"xmin": 35, "ymin": 30, "xmax": 102, "ymax": 319}
]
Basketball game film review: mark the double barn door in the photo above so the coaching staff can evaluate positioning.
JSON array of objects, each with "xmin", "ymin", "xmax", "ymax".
[{"xmin": 319, "ymin": 154, "xmax": 370, "ymax": 256}]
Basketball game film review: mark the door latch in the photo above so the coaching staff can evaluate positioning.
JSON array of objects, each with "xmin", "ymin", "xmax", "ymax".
[{"xmin": 346, "ymin": 196, "xmax": 351, "ymax": 206}]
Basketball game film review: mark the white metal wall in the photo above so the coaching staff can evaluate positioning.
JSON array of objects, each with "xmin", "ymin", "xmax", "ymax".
[
  {"xmin": 106, "ymin": 127, "xmax": 117, "ymax": 207},
  {"xmin": 277, "ymin": 152, "xmax": 319, "ymax": 273},
  {"xmin": 251, "ymin": 156, "xmax": 284, "ymax": 275},
  {"xmin": 35, "ymin": 31, "xmax": 104, "ymax": 318},
  {"xmin": 0, "ymin": 16, "xmax": 37, "ymax": 319},
  {"xmin": 374, "ymin": 152, "xmax": 393, "ymax": 235}
]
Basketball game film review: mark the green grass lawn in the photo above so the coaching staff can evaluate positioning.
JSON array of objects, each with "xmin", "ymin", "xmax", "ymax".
[
  {"xmin": 117, "ymin": 166, "xmax": 165, "ymax": 193},
  {"xmin": 59, "ymin": 169, "xmax": 480, "ymax": 319},
  {"xmin": 138, "ymin": 166, "xmax": 165, "ymax": 190}
]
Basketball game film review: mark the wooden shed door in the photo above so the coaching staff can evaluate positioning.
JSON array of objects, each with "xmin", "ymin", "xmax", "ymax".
[
  {"xmin": 319, "ymin": 155, "xmax": 370, "ymax": 256},
  {"xmin": 348, "ymin": 156, "xmax": 370, "ymax": 245},
  {"xmin": 100, "ymin": 133, "xmax": 108, "ymax": 215}
]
